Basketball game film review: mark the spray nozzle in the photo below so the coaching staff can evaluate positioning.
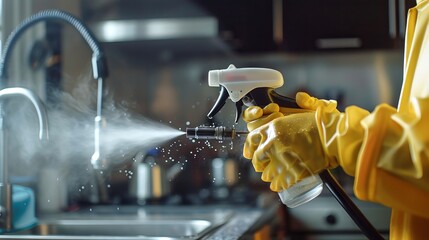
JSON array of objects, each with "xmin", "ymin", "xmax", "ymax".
[{"xmin": 186, "ymin": 126, "xmax": 247, "ymax": 141}]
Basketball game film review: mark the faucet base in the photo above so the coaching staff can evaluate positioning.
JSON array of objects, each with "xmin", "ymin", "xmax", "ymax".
[{"xmin": 0, "ymin": 183, "xmax": 13, "ymax": 231}]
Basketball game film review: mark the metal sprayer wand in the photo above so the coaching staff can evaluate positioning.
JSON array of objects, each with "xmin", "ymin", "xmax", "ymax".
[{"xmin": 186, "ymin": 126, "xmax": 247, "ymax": 141}]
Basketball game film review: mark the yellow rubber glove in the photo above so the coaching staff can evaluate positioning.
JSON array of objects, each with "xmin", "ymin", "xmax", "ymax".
[
  {"xmin": 243, "ymin": 103, "xmax": 284, "ymax": 132},
  {"xmin": 243, "ymin": 92, "xmax": 370, "ymax": 191}
]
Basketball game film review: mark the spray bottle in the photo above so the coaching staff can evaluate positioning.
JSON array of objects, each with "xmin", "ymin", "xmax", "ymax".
[
  {"xmin": 187, "ymin": 64, "xmax": 323, "ymax": 208},
  {"xmin": 186, "ymin": 64, "xmax": 384, "ymax": 239}
]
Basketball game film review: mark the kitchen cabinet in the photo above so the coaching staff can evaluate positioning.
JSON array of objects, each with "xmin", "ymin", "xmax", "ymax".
[
  {"xmin": 194, "ymin": 0, "xmax": 277, "ymax": 52},
  {"xmin": 196, "ymin": 0, "xmax": 415, "ymax": 53},
  {"xmin": 82, "ymin": 0, "xmax": 416, "ymax": 55},
  {"xmin": 281, "ymin": 0, "xmax": 415, "ymax": 51}
]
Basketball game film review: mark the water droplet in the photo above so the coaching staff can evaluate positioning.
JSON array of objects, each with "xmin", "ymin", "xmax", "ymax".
[
  {"xmin": 186, "ymin": 121, "xmax": 191, "ymax": 126},
  {"xmin": 107, "ymin": 184, "xmax": 111, "ymax": 188}
]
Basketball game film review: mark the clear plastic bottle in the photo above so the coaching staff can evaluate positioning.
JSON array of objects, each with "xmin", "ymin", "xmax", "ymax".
[{"xmin": 277, "ymin": 174, "xmax": 323, "ymax": 208}]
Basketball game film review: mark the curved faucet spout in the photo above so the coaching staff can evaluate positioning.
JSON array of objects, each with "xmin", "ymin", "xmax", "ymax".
[
  {"xmin": 0, "ymin": 87, "xmax": 49, "ymax": 231},
  {"xmin": 0, "ymin": 87, "xmax": 49, "ymax": 140}
]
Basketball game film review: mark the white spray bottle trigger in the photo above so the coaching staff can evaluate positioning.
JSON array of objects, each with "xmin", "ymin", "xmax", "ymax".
[{"xmin": 208, "ymin": 64, "xmax": 284, "ymax": 102}]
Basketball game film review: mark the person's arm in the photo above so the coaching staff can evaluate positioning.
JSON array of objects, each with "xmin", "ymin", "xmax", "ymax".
[
  {"xmin": 354, "ymin": 97, "xmax": 429, "ymax": 219},
  {"xmin": 243, "ymin": 92, "xmax": 429, "ymax": 219}
]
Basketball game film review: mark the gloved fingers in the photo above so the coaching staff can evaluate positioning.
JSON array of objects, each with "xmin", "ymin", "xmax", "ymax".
[
  {"xmin": 269, "ymin": 151, "xmax": 314, "ymax": 191},
  {"xmin": 270, "ymin": 174, "xmax": 286, "ymax": 192},
  {"xmin": 246, "ymin": 111, "xmax": 283, "ymax": 132},
  {"xmin": 243, "ymin": 130, "xmax": 259, "ymax": 159},
  {"xmin": 296, "ymin": 92, "xmax": 337, "ymax": 112},
  {"xmin": 247, "ymin": 144, "xmax": 322, "ymax": 192},
  {"xmin": 253, "ymin": 158, "xmax": 270, "ymax": 172},
  {"xmin": 242, "ymin": 109, "xmax": 337, "ymax": 193},
  {"xmin": 243, "ymin": 106, "xmax": 263, "ymax": 122},
  {"xmin": 296, "ymin": 92, "xmax": 316, "ymax": 109},
  {"xmin": 251, "ymin": 141, "xmax": 274, "ymax": 172},
  {"xmin": 262, "ymin": 103, "xmax": 280, "ymax": 115},
  {"xmin": 242, "ymin": 103, "xmax": 280, "ymax": 122},
  {"xmin": 243, "ymin": 103, "xmax": 283, "ymax": 132},
  {"xmin": 258, "ymin": 151, "xmax": 290, "ymax": 190},
  {"xmin": 243, "ymin": 128, "xmax": 270, "ymax": 160},
  {"xmin": 261, "ymin": 158, "xmax": 286, "ymax": 183},
  {"xmin": 252, "ymin": 152, "xmax": 270, "ymax": 172},
  {"xmin": 261, "ymin": 161, "xmax": 276, "ymax": 182},
  {"xmin": 265, "ymin": 164, "xmax": 306, "ymax": 192},
  {"xmin": 260, "ymin": 159, "xmax": 285, "ymax": 190},
  {"xmin": 243, "ymin": 103, "xmax": 280, "ymax": 122}
]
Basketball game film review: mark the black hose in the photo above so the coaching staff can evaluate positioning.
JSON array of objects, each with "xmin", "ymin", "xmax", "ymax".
[
  {"xmin": 319, "ymin": 170, "xmax": 385, "ymax": 240},
  {"xmin": 0, "ymin": 9, "xmax": 108, "ymax": 81}
]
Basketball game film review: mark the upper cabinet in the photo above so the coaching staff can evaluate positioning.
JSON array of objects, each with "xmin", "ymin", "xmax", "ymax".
[
  {"xmin": 84, "ymin": 0, "xmax": 416, "ymax": 55},
  {"xmin": 195, "ymin": 0, "xmax": 277, "ymax": 53},
  {"xmin": 281, "ymin": 0, "xmax": 415, "ymax": 51},
  {"xmin": 197, "ymin": 0, "xmax": 415, "ymax": 53}
]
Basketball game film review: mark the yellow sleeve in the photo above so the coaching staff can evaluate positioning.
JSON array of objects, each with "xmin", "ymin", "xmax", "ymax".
[
  {"xmin": 352, "ymin": 0, "xmax": 429, "ymax": 219},
  {"xmin": 316, "ymin": 96, "xmax": 429, "ymax": 218},
  {"xmin": 316, "ymin": 105, "xmax": 369, "ymax": 176},
  {"xmin": 354, "ymin": 97, "xmax": 429, "ymax": 219}
]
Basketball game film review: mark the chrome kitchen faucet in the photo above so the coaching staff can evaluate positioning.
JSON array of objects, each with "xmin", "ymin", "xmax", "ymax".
[
  {"xmin": 0, "ymin": 87, "xmax": 49, "ymax": 231},
  {"xmin": 0, "ymin": 10, "xmax": 110, "ymax": 203}
]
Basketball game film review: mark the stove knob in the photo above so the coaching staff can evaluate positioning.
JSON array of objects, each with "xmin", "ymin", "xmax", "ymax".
[{"xmin": 325, "ymin": 213, "xmax": 337, "ymax": 225}]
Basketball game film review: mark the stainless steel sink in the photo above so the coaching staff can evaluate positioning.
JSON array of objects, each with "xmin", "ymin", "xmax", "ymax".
[{"xmin": 1, "ymin": 206, "xmax": 233, "ymax": 240}]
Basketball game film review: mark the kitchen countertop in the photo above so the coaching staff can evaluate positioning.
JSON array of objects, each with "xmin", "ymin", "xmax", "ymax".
[{"xmin": 203, "ymin": 205, "xmax": 278, "ymax": 240}]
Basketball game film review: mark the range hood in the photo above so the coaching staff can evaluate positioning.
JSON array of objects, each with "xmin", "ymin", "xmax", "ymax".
[
  {"xmin": 83, "ymin": 0, "xmax": 231, "ymax": 58},
  {"xmin": 90, "ymin": 17, "xmax": 217, "ymax": 42}
]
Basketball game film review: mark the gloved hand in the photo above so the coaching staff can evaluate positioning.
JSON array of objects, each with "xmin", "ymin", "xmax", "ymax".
[{"xmin": 243, "ymin": 92, "xmax": 369, "ymax": 192}]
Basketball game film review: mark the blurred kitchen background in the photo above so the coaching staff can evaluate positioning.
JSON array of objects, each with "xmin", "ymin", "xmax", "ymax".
[{"xmin": 1, "ymin": 0, "xmax": 413, "ymax": 239}]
